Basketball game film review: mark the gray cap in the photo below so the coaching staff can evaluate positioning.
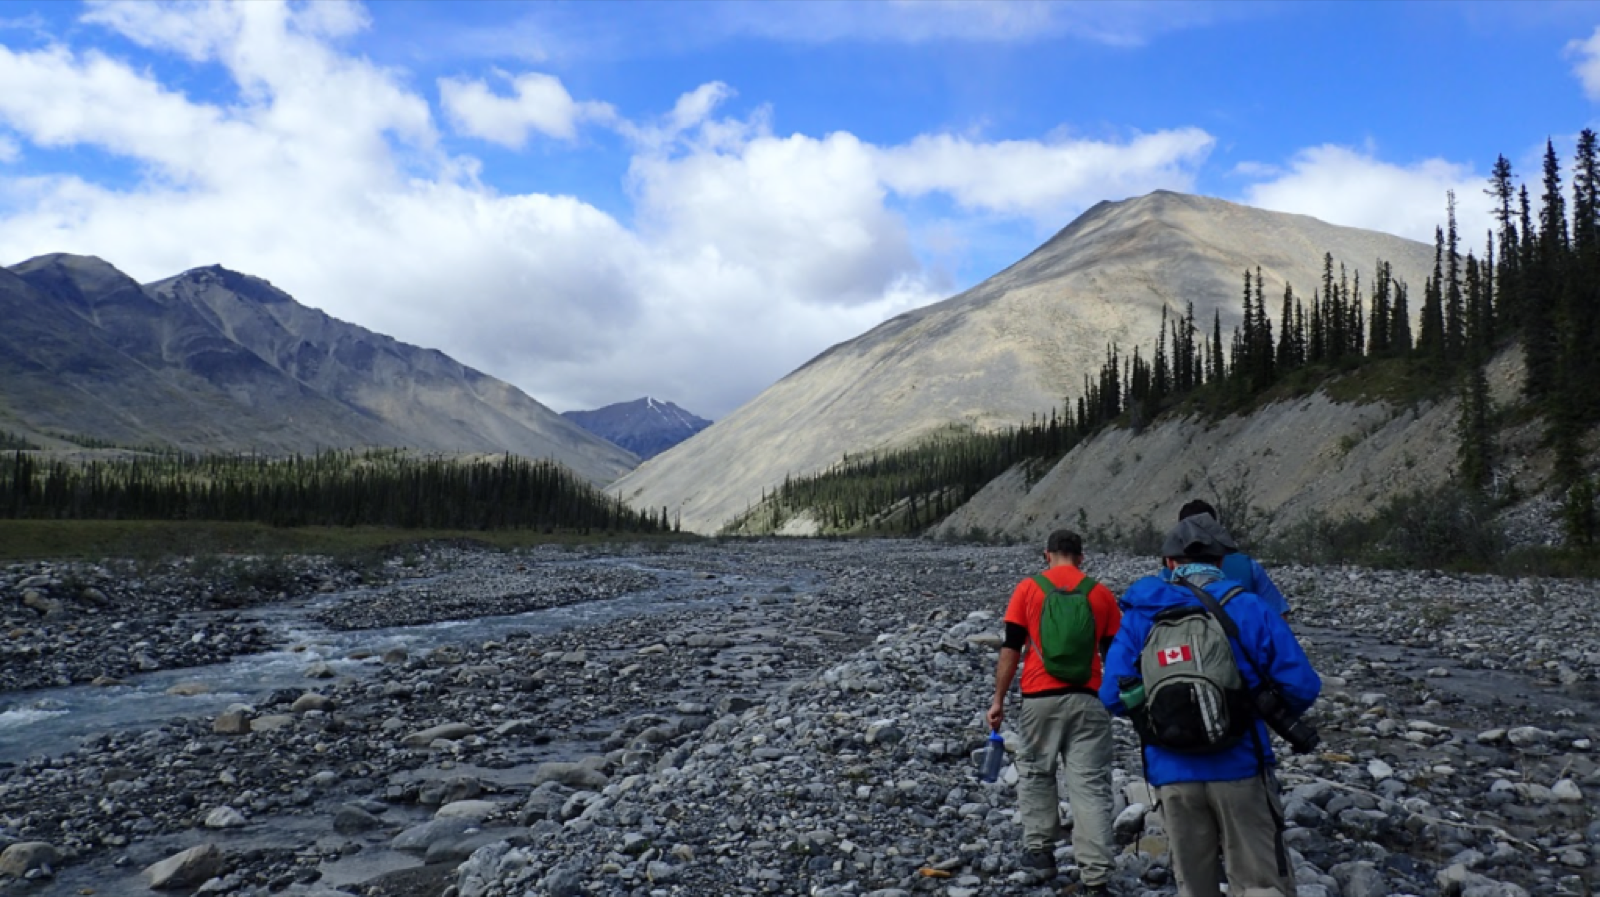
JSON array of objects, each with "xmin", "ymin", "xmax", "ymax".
[{"xmin": 1160, "ymin": 512, "xmax": 1240, "ymax": 559}]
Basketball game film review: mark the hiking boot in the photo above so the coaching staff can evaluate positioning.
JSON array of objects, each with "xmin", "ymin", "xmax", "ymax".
[{"xmin": 1019, "ymin": 848, "xmax": 1057, "ymax": 875}]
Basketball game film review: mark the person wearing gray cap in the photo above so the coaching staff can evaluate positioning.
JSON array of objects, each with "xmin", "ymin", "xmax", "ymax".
[
  {"xmin": 1173, "ymin": 499, "xmax": 1290, "ymax": 619},
  {"xmin": 1100, "ymin": 516, "xmax": 1321, "ymax": 897}
]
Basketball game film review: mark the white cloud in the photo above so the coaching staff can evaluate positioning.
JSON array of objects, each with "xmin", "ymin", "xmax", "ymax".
[
  {"xmin": 0, "ymin": 135, "xmax": 19, "ymax": 163},
  {"xmin": 1568, "ymin": 25, "xmax": 1600, "ymax": 101},
  {"xmin": 439, "ymin": 71, "xmax": 614, "ymax": 146},
  {"xmin": 877, "ymin": 129, "xmax": 1215, "ymax": 221},
  {"xmin": 1241, "ymin": 145, "xmax": 1493, "ymax": 248},
  {"xmin": 0, "ymin": 1, "xmax": 1215, "ymax": 421},
  {"xmin": 699, "ymin": 0, "xmax": 1241, "ymax": 49}
]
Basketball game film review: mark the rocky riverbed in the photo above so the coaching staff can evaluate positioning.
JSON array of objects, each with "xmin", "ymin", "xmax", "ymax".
[{"xmin": 0, "ymin": 540, "xmax": 1596, "ymax": 897}]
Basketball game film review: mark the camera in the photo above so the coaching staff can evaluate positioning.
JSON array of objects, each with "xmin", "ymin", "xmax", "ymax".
[{"xmin": 1252, "ymin": 683, "xmax": 1320, "ymax": 754}]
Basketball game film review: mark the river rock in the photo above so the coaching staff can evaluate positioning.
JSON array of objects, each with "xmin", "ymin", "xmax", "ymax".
[
  {"xmin": 21, "ymin": 591, "xmax": 61, "ymax": 618},
  {"xmin": 166, "ymin": 681, "xmax": 210, "ymax": 696},
  {"xmin": 392, "ymin": 818, "xmax": 474, "ymax": 855},
  {"xmin": 1331, "ymin": 860, "xmax": 1389, "ymax": 897},
  {"xmin": 333, "ymin": 805, "xmax": 386, "ymax": 835},
  {"xmin": 530, "ymin": 761, "xmax": 609, "ymax": 790},
  {"xmin": 144, "ymin": 843, "xmax": 224, "ymax": 890},
  {"xmin": 436, "ymin": 800, "xmax": 499, "ymax": 821},
  {"xmin": 403, "ymin": 722, "xmax": 476, "ymax": 747},
  {"xmin": 213, "ymin": 708, "xmax": 252, "ymax": 734},
  {"xmin": 456, "ymin": 841, "xmax": 514, "ymax": 897},
  {"xmin": 0, "ymin": 842, "xmax": 59, "ymax": 877},
  {"xmin": 1553, "ymin": 779, "xmax": 1584, "ymax": 802},
  {"xmin": 305, "ymin": 661, "xmax": 335, "ymax": 678},
  {"xmin": 1506, "ymin": 726, "xmax": 1551, "ymax": 747},
  {"xmin": 204, "ymin": 806, "xmax": 247, "ymax": 829},
  {"xmin": 1114, "ymin": 802, "xmax": 1150, "ymax": 836},
  {"xmin": 290, "ymin": 692, "xmax": 336, "ymax": 713},
  {"xmin": 250, "ymin": 714, "xmax": 295, "ymax": 732}
]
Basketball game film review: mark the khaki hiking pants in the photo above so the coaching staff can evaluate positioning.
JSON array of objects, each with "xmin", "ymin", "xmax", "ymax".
[
  {"xmin": 1015, "ymin": 691, "xmax": 1115, "ymax": 885},
  {"xmin": 1157, "ymin": 774, "xmax": 1295, "ymax": 897}
]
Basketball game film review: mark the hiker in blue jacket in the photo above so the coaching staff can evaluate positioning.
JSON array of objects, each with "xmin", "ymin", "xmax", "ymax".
[
  {"xmin": 1168, "ymin": 499, "xmax": 1291, "ymax": 619},
  {"xmin": 1103, "ymin": 514, "xmax": 1321, "ymax": 897}
]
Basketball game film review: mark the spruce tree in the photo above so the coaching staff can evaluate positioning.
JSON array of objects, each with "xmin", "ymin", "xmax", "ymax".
[
  {"xmin": 1569, "ymin": 130, "xmax": 1600, "ymax": 421},
  {"xmin": 1369, "ymin": 261, "xmax": 1391, "ymax": 355},
  {"xmin": 1523, "ymin": 157, "xmax": 1558, "ymax": 397},
  {"xmin": 1417, "ymin": 228, "xmax": 1446, "ymax": 361},
  {"xmin": 1255, "ymin": 266, "xmax": 1274, "ymax": 387},
  {"xmin": 1309, "ymin": 289, "xmax": 1325, "ymax": 363},
  {"xmin": 1445, "ymin": 191, "xmax": 1464, "ymax": 361},
  {"xmin": 1211, "ymin": 310, "xmax": 1225, "ymax": 384},
  {"xmin": 1486, "ymin": 155, "xmax": 1520, "ymax": 330},
  {"xmin": 1153, "ymin": 306, "xmax": 1170, "ymax": 402},
  {"xmin": 1277, "ymin": 283, "xmax": 1298, "ymax": 373},
  {"xmin": 1390, "ymin": 279, "xmax": 1413, "ymax": 353}
]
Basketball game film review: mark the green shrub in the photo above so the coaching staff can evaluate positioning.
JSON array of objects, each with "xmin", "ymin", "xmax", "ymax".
[
  {"xmin": 1562, "ymin": 478, "xmax": 1597, "ymax": 547},
  {"xmin": 1264, "ymin": 484, "xmax": 1504, "ymax": 572}
]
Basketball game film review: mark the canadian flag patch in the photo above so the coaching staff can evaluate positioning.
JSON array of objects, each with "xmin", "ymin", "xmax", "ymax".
[{"xmin": 1157, "ymin": 645, "xmax": 1194, "ymax": 666}]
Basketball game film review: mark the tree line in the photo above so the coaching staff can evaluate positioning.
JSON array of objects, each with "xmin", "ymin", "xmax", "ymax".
[
  {"xmin": 0, "ymin": 448, "xmax": 670, "ymax": 533},
  {"xmin": 726, "ymin": 418, "xmax": 1079, "ymax": 535},
  {"xmin": 737, "ymin": 128, "xmax": 1600, "ymax": 539}
]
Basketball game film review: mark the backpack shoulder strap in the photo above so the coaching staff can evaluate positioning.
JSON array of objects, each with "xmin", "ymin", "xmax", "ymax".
[
  {"xmin": 1177, "ymin": 580, "xmax": 1264, "ymax": 679},
  {"xmin": 1031, "ymin": 573, "xmax": 1058, "ymax": 597}
]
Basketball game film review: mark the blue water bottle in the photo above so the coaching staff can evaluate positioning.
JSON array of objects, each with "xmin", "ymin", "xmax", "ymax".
[{"xmin": 979, "ymin": 729, "xmax": 1006, "ymax": 782}]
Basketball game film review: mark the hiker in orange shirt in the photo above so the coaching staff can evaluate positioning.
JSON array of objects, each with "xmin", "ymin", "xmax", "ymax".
[{"xmin": 986, "ymin": 529, "xmax": 1121, "ymax": 894}]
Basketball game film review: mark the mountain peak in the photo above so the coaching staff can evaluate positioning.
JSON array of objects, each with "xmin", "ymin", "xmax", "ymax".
[
  {"xmin": 614, "ymin": 192, "xmax": 1438, "ymax": 533},
  {"xmin": 563, "ymin": 397, "xmax": 712, "ymax": 460},
  {"xmin": 163, "ymin": 265, "xmax": 291, "ymax": 304},
  {"xmin": 9, "ymin": 253, "xmax": 148, "ymax": 311}
]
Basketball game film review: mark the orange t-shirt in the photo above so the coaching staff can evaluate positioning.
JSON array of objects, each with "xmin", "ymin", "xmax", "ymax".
[{"xmin": 1003, "ymin": 565, "xmax": 1121, "ymax": 696}]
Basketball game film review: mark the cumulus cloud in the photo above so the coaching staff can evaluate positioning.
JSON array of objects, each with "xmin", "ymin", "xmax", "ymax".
[
  {"xmin": 1241, "ymin": 145, "xmax": 1493, "ymax": 248},
  {"xmin": 1568, "ymin": 26, "xmax": 1600, "ymax": 101},
  {"xmin": 440, "ymin": 71, "xmax": 615, "ymax": 146},
  {"xmin": 878, "ymin": 129, "xmax": 1215, "ymax": 221},
  {"xmin": 0, "ymin": 1, "xmax": 1214, "ymax": 420}
]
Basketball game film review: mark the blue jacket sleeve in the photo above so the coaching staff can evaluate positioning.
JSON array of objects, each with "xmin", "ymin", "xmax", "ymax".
[
  {"xmin": 1099, "ymin": 612, "xmax": 1143, "ymax": 716},
  {"xmin": 1248, "ymin": 601, "xmax": 1320, "ymax": 713},
  {"xmin": 1251, "ymin": 559, "xmax": 1290, "ymax": 617}
]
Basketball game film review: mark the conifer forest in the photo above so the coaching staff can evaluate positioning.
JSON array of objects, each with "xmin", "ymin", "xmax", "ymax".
[{"xmin": 0, "ymin": 449, "xmax": 670, "ymax": 533}]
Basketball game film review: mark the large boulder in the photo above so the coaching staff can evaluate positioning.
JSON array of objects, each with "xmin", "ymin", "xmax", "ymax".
[
  {"xmin": 0, "ymin": 842, "xmax": 59, "ymax": 878},
  {"xmin": 144, "ymin": 843, "xmax": 224, "ymax": 890}
]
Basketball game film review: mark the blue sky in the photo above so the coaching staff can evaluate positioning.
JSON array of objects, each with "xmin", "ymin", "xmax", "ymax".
[{"xmin": 2, "ymin": 1, "xmax": 1599, "ymax": 418}]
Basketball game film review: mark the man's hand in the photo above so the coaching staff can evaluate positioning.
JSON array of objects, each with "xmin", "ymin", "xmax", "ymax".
[{"xmin": 986, "ymin": 698, "xmax": 1005, "ymax": 731}]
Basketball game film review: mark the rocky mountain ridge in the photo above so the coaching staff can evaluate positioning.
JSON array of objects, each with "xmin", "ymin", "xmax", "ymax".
[
  {"xmin": 0, "ymin": 254, "xmax": 637, "ymax": 484},
  {"xmin": 613, "ymin": 191, "xmax": 1441, "ymax": 534},
  {"xmin": 562, "ymin": 397, "xmax": 711, "ymax": 460}
]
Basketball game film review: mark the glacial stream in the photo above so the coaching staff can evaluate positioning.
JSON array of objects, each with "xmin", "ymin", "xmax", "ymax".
[{"xmin": 0, "ymin": 559, "xmax": 804, "ymax": 766}]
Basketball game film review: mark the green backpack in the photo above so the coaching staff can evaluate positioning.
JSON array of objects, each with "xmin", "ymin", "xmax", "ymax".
[{"xmin": 1030, "ymin": 573, "xmax": 1100, "ymax": 684}]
